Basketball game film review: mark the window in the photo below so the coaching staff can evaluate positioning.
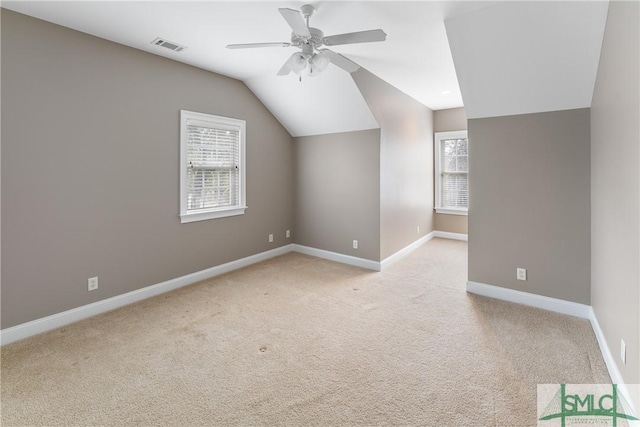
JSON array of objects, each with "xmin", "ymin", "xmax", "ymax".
[
  {"xmin": 435, "ymin": 130, "xmax": 468, "ymax": 215},
  {"xmin": 180, "ymin": 110, "xmax": 246, "ymax": 223}
]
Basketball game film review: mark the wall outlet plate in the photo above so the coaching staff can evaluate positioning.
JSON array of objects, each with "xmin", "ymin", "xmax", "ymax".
[
  {"xmin": 268, "ymin": 234, "xmax": 274, "ymax": 243},
  {"xmin": 621, "ymin": 339, "xmax": 626, "ymax": 364},
  {"xmin": 286, "ymin": 229, "xmax": 291, "ymax": 238},
  {"xmin": 517, "ymin": 268, "xmax": 527, "ymax": 281},
  {"xmin": 88, "ymin": 276, "xmax": 98, "ymax": 291},
  {"xmin": 353, "ymin": 240, "xmax": 358, "ymax": 249}
]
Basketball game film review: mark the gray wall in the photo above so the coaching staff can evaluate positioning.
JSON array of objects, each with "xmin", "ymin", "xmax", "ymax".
[
  {"xmin": 294, "ymin": 129, "xmax": 381, "ymax": 261},
  {"xmin": 1, "ymin": 10, "xmax": 294, "ymax": 328},
  {"xmin": 352, "ymin": 69, "xmax": 434, "ymax": 260},
  {"xmin": 433, "ymin": 107, "xmax": 468, "ymax": 234},
  {"xmin": 591, "ymin": 0, "xmax": 640, "ymax": 406},
  {"xmin": 434, "ymin": 107, "xmax": 467, "ymax": 133},
  {"xmin": 468, "ymin": 109, "xmax": 591, "ymax": 304}
]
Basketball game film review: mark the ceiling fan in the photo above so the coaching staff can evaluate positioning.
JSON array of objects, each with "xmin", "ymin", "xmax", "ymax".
[{"xmin": 226, "ymin": 4, "xmax": 386, "ymax": 77}]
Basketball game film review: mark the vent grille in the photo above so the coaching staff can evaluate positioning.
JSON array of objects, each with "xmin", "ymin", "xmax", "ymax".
[{"xmin": 151, "ymin": 38, "xmax": 186, "ymax": 52}]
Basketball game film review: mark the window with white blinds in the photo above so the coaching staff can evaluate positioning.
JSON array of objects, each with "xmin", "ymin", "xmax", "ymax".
[
  {"xmin": 435, "ymin": 130, "xmax": 469, "ymax": 215},
  {"xmin": 180, "ymin": 110, "xmax": 246, "ymax": 223}
]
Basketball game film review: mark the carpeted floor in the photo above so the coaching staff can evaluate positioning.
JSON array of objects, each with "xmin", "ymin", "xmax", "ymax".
[{"xmin": 1, "ymin": 238, "xmax": 610, "ymax": 426}]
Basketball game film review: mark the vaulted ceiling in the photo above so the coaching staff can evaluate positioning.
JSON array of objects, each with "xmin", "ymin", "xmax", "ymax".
[{"xmin": 3, "ymin": 1, "xmax": 609, "ymax": 136}]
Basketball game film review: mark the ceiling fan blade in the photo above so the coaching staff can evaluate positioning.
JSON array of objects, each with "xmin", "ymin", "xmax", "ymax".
[
  {"xmin": 323, "ymin": 29, "xmax": 387, "ymax": 46},
  {"xmin": 321, "ymin": 49, "xmax": 360, "ymax": 73},
  {"xmin": 278, "ymin": 8, "xmax": 311, "ymax": 37},
  {"xmin": 226, "ymin": 42, "xmax": 291, "ymax": 49},
  {"xmin": 277, "ymin": 61, "xmax": 292, "ymax": 76}
]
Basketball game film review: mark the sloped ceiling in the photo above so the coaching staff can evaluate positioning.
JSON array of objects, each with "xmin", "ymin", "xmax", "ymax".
[
  {"xmin": 2, "ymin": 1, "xmax": 492, "ymax": 136},
  {"xmin": 3, "ymin": 1, "xmax": 609, "ymax": 132},
  {"xmin": 445, "ymin": 1, "xmax": 609, "ymax": 119}
]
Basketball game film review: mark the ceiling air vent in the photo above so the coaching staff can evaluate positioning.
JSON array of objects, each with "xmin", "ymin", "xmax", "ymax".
[{"xmin": 151, "ymin": 38, "xmax": 186, "ymax": 52}]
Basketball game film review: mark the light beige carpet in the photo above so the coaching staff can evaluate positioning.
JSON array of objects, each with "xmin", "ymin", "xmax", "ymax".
[{"xmin": 1, "ymin": 238, "xmax": 609, "ymax": 426}]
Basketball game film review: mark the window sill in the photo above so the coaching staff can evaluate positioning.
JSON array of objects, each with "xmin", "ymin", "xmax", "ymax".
[
  {"xmin": 435, "ymin": 207, "xmax": 468, "ymax": 216},
  {"xmin": 180, "ymin": 206, "xmax": 247, "ymax": 223}
]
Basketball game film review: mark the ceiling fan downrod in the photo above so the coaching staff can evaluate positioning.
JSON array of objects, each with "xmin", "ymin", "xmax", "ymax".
[{"xmin": 300, "ymin": 4, "xmax": 315, "ymax": 27}]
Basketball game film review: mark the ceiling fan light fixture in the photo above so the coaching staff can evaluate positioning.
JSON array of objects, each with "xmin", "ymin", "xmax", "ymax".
[
  {"xmin": 287, "ymin": 52, "xmax": 308, "ymax": 74},
  {"xmin": 308, "ymin": 53, "xmax": 331, "ymax": 76}
]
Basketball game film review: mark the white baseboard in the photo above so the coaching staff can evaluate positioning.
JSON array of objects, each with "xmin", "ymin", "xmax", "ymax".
[
  {"xmin": 433, "ymin": 231, "xmax": 468, "ymax": 241},
  {"xmin": 590, "ymin": 308, "xmax": 624, "ymax": 384},
  {"xmin": 589, "ymin": 308, "xmax": 639, "ymax": 417},
  {"xmin": 292, "ymin": 244, "xmax": 381, "ymax": 271},
  {"xmin": 294, "ymin": 232, "xmax": 447, "ymax": 272},
  {"xmin": 466, "ymin": 281, "xmax": 591, "ymax": 319},
  {"xmin": 0, "ymin": 244, "xmax": 294, "ymax": 346},
  {"xmin": 295, "ymin": 231, "xmax": 456, "ymax": 272},
  {"xmin": 380, "ymin": 232, "xmax": 435, "ymax": 270}
]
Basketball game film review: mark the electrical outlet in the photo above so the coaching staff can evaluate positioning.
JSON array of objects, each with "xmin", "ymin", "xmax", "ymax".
[
  {"xmin": 417, "ymin": 226, "xmax": 420, "ymax": 234},
  {"xmin": 286, "ymin": 229, "xmax": 291, "ymax": 239},
  {"xmin": 353, "ymin": 240, "xmax": 358, "ymax": 249},
  {"xmin": 88, "ymin": 276, "xmax": 98, "ymax": 292},
  {"xmin": 268, "ymin": 234, "xmax": 274, "ymax": 243},
  {"xmin": 621, "ymin": 339, "xmax": 626, "ymax": 364},
  {"xmin": 516, "ymin": 268, "xmax": 527, "ymax": 281}
]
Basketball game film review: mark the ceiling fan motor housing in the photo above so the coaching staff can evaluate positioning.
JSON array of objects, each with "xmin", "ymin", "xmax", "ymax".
[{"xmin": 291, "ymin": 28, "xmax": 325, "ymax": 49}]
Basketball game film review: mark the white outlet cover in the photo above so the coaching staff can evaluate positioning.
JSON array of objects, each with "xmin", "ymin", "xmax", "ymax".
[
  {"xmin": 286, "ymin": 230, "xmax": 291, "ymax": 238},
  {"xmin": 268, "ymin": 234, "xmax": 274, "ymax": 243},
  {"xmin": 621, "ymin": 339, "xmax": 626, "ymax": 364},
  {"xmin": 88, "ymin": 276, "xmax": 98, "ymax": 291},
  {"xmin": 353, "ymin": 240, "xmax": 358, "ymax": 249},
  {"xmin": 517, "ymin": 268, "xmax": 527, "ymax": 281}
]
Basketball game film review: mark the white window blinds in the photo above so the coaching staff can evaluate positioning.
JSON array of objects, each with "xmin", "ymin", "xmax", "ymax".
[
  {"xmin": 180, "ymin": 111, "xmax": 246, "ymax": 223},
  {"xmin": 435, "ymin": 130, "xmax": 469, "ymax": 214},
  {"xmin": 186, "ymin": 124, "xmax": 239, "ymax": 211},
  {"xmin": 441, "ymin": 137, "xmax": 468, "ymax": 208}
]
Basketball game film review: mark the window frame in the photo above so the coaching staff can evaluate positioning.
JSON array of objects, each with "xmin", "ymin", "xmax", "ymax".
[
  {"xmin": 179, "ymin": 110, "xmax": 247, "ymax": 224},
  {"xmin": 434, "ymin": 130, "xmax": 469, "ymax": 216}
]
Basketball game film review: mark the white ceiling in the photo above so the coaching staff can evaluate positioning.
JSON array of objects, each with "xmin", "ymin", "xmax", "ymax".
[
  {"xmin": 3, "ymin": 1, "xmax": 609, "ymax": 135},
  {"xmin": 3, "ymin": 1, "xmax": 493, "ymax": 136},
  {"xmin": 445, "ymin": 1, "xmax": 609, "ymax": 119}
]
